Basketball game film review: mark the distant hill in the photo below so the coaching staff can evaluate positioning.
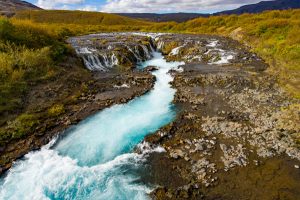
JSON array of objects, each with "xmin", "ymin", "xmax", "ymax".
[
  {"xmin": 0, "ymin": 0, "xmax": 41, "ymax": 16},
  {"xmin": 118, "ymin": 0, "xmax": 300, "ymax": 22},
  {"xmin": 14, "ymin": 10, "xmax": 151, "ymax": 26},
  {"xmin": 117, "ymin": 13, "xmax": 209, "ymax": 23},
  {"xmin": 215, "ymin": 0, "xmax": 300, "ymax": 15}
]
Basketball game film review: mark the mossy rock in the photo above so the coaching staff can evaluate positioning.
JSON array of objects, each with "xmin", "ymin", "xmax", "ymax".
[{"xmin": 162, "ymin": 41, "xmax": 179, "ymax": 55}]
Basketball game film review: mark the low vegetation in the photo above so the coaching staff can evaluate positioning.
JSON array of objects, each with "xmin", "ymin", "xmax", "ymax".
[
  {"xmin": 0, "ymin": 9, "xmax": 299, "ymax": 143},
  {"xmin": 13, "ymin": 10, "xmax": 151, "ymax": 36},
  {"xmin": 0, "ymin": 16, "xmax": 82, "ymax": 142},
  {"xmin": 48, "ymin": 104, "xmax": 65, "ymax": 117}
]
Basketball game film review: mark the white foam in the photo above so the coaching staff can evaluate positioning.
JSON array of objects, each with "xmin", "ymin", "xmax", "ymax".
[
  {"xmin": 76, "ymin": 47, "xmax": 96, "ymax": 54},
  {"xmin": 170, "ymin": 45, "xmax": 184, "ymax": 56},
  {"xmin": 0, "ymin": 52, "xmax": 183, "ymax": 199},
  {"xmin": 209, "ymin": 50, "xmax": 235, "ymax": 65},
  {"xmin": 114, "ymin": 84, "xmax": 130, "ymax": 89},
  {"xmin": 137, "ymin": 142, "xmax": 166, "ymax": 154},
  {"xmin": 206, "ymin": 40, "xmax": 218, "ymax": 47},
  {"xmin": 0, "ymin": 148, "xmax": 152, "ymax": 200}
]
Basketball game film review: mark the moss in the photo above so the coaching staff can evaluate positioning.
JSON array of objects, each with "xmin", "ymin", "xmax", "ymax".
[
  {"xmin": 48, "ymin": 104, "xmax": 65, "ymax": 117},
  {"xmin": 3, "ymin": 113, "xmax": 40, "ymax": 140},
  {"xmin": 162, "ymin": 41, "xmax": 179, "ymax": 55}
]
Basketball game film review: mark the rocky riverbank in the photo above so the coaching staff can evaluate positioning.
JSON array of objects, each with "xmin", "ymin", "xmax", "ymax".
[
  {"xmin": 1, "ymin": 32, "xmax": 299, "ymax": 198},
  {"xmin": 0, "ymin": 34, "xmax": 156, "ymax": 174},
  {"xmin": 144, "ymin": 34, "xmax": 300, "ymax": 200}
]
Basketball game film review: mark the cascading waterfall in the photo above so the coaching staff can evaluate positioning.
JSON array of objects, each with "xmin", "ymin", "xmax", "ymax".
[
  {"xmin": 80, "ymin": 51, "xmax": 119, "ymax": 71},
  {"xmin": 126, "ymin": 45, "xmax": 141, "ymax": 62},
  {"xmin": 0, "ymin": 44, "xmax": 184, "ymax": 199},
  {"xmin": 69, "ymin": 34, "xmax": 157, "ymax": 72}
]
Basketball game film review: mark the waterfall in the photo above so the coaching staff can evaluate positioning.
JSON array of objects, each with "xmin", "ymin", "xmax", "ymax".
[
  {"xmin": 126, "ymin": 45, "xmax": 142, "ymax": 62},
  {"xmin": 81, "ymin": 53, "xmax": 120, "ymax": 72},
  {"xmin": 156, "ymin": 40, "xmax": 165, "ymax": 50},
  {"xmin": 140, "ymin": 45, "xmax": 151, "ymax": 59},
  {"xmin": 72, "ymin": 37, "xmax": 156, "ymax": 71},
  {"xmin": 83, "ymin": 54, "xmax": 107, "ymax": 71}
]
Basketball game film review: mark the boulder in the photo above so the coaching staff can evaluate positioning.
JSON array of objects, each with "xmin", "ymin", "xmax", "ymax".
[{"xmin": 143, "ymin": 65, "xmax": 159, "ymax": 72}]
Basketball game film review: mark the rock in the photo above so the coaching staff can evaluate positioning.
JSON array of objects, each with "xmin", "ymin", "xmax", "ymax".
[
  {"xmin": 143, "ymin": 65, "xmax": 159, "ymax": 72},
  {"xmin": 295, "ymin": 165, "xmax": 299, "ymax": 169},
  {"xmin": 194, "ymin": 143, "xmax": 204, "ymax": 151},
  {"xmin": 170, "ymin": 149, "xmax": 185, "ymax": 159}
]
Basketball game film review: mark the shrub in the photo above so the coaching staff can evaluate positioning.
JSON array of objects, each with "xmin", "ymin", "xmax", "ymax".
[{"xmin": 7, "ymin": 113, "xmax": 39, "ymax": 139}]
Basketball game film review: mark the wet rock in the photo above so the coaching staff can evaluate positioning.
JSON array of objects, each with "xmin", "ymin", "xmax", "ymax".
[
  {"xmin": 143, "ymin": 65, "xmax": 159, "ymax": 72},
  {"xmin": 68, "ymin": 33, "xmax": 155, "ymax": 71}
]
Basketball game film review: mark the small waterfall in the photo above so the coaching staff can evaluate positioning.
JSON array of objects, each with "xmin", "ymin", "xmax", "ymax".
[
  {"xmin": 126, "ymin": 45, "xmax": 142, "ymax": 62},
  {"xmin": 83, "ymin": 54, "xmax": 107, "ymax": 71},
  {"xmin": 80, "ymin": 51, "xmax": 119, "ymax": 72},
  {"xmin": 140, "ymin": 45, "xmax": 151, "ymax": 59},
  {"xmin": 70, "ymin": 34, "xmax": 157, "ymax": 72},
  {"xmin": 156, "ymin": 40, "xmax": 165, "ymax": 51}
]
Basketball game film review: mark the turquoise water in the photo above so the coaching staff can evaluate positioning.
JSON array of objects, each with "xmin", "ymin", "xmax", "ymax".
[{"xmin": 0, "ymin": 52, "xmax": 183, "ymax": 200}]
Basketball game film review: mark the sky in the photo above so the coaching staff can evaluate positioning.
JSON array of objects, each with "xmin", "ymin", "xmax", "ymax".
[{"xmin": 26, "ymin": 0, "xmax": 273, "ymax": 13}]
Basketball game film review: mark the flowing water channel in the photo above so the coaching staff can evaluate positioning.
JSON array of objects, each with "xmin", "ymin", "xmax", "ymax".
[{"xmin": 0, "ymin": 52, "xmax": 184, "ymax": 200}]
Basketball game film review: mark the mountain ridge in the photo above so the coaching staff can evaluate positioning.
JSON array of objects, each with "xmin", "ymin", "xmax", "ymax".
[
  {"xmin": 118, "ymin": 0, "xmax": 300, "ymax": 22},
  {"xmin": 0, "ymin": 0, "xmax": 41, "ymax": 16},
  {"xmin": 216, "ymin": 0, "xmax": 300, "ymax": 15},
  {"xmin": 116, "ymin": 13, "xmax": 209, "ymax": 23}
]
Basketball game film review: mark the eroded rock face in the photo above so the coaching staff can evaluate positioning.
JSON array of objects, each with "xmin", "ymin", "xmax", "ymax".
[
  {"xmin": 142, "ymin": 34, "xmax": 300, "ymax": 200},
  {"xmin": 68, "ymin": 33, "xmax": 156, "ymax": 71}
]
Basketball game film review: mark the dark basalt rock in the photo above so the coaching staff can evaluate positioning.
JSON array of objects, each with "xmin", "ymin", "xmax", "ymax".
[
  {"xmin": 143, "ymin": 65, "xmax": 159, "ymax": 72},
  {"xmin": 142, "ymin": 34, "xmax": 300, "ymax": 200},
  {"xmin": 68, "ymin": 33, "xmax": 155, "ymax": 72}
]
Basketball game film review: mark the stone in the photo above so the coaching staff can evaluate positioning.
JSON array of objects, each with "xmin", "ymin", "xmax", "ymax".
[{"xmin": 143, "ymin": 65, "xmax": 159, "ymax": 72}]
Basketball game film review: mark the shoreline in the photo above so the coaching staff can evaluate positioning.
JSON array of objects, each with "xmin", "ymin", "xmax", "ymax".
[
  {"xmin": 0, "ymin": 70, "xmax": 155, "ymax": 174},
  {"xmin": 142, "ymin": 34, "xmax": 300, "ymax": 200}
]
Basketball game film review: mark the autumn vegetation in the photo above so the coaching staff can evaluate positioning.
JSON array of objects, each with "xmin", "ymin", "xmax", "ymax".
[{"xmin": 0, "ymin": 9, "xmax": 299, "ymax": 142}]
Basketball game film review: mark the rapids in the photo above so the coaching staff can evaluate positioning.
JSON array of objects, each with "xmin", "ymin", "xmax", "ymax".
[{"xmin": 0, "ymin": 52, "xmax": 183, "ymax": 200}]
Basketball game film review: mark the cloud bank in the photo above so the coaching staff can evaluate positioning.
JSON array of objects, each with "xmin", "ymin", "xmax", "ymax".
[
  {"xmin": 34, "ymin": 0, "xmax": 274, "ymax": 13},
  {"xmin": 36, "ymin": 0, "xmax": 85, "ymax": 9},
  {"xmin": 100, "ymin": 0, "xmax": 272, "ymax": 13}
]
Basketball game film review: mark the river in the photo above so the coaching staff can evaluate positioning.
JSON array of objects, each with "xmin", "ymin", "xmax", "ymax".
[{"xmin": 0, "ymin": 52, "xmax": 183, "ymax": 200}]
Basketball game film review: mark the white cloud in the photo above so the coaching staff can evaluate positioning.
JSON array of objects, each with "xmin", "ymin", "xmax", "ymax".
[
  {"xmin": 78, "ymin": 5, "xmax": 99, "ymax": 11},
  {"xmin": 37, "ymin": 0, "xmax": 85, "ymax": 9},
  {"xmin": 100, "ymin": 0, "xmax": 273, "ymax": 13}
]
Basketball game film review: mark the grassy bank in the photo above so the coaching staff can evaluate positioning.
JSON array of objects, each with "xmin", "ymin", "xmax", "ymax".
[
  {"xmin": 0, "ymin": 16, "xmax": 89, "ymax": 143},
  {"xmin": 0, "ymin": 9, "xmax": 156, "ymax": 145}
]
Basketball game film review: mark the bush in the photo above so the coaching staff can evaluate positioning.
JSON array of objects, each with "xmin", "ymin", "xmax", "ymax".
[{"xmin": 6, "ymin": 113, "xmax": 39, "ymax": 139}]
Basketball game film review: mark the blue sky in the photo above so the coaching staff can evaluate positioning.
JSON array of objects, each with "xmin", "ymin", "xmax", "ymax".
[{"xmin": 26, "ymin": 0, "xmax": 272, "ymax": 13}]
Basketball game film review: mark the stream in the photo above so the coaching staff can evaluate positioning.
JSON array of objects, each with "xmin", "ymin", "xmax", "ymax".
[{"xmin": 0, "ymin": 52, "xmax": 183, "ymax": 200}]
